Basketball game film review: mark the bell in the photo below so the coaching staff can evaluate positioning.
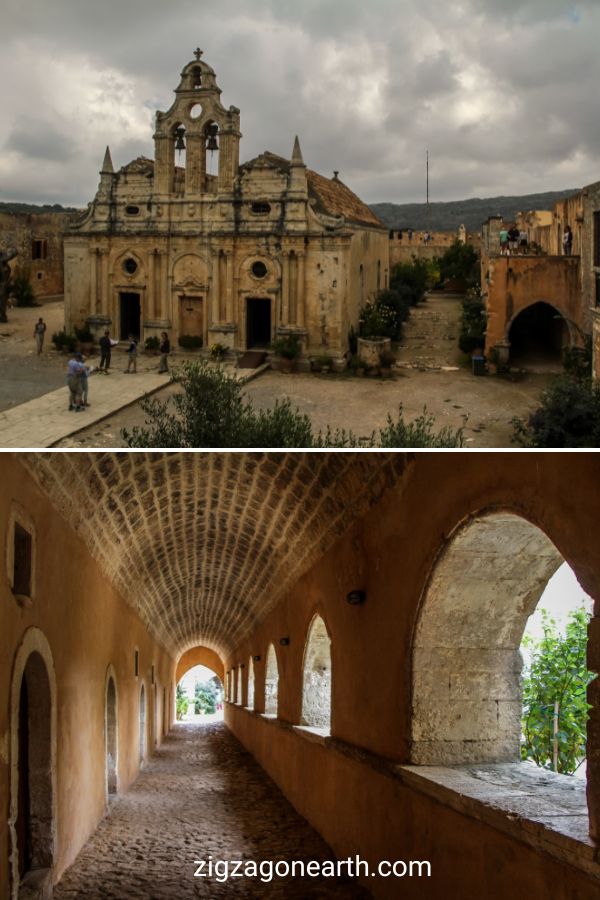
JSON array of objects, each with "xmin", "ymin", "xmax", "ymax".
[
  {"xmin": 175, "ymin": 128, "xmax": 186, "ymax": 152},
  {"xmin": 193, "ymin": 66, "xmax": 202, "ymax": 88},
  {"xmin": 206, "ymin": 134, "xmax": 219, "ymax": 152}
]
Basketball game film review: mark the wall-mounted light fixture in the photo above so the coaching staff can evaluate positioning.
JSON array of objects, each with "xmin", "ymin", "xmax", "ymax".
[
  {"xmin": 346, "ymin": 590, "xmax": 366, "ymax": 606},
  {"xmin": 279, "ymin": 637, "xmax": 290, "ymax": 646},
  {"xmin": 240, "ymin": 663, "xmax": 245, "ymax": 669},
  {"xmin": 253, "ymin": 655, "xmax": 261, "ymax": 662}
]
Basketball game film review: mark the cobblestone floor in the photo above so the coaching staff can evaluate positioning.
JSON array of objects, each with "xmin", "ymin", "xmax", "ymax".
[{"xmin": 54, "ymin": 723, "xmax": 369, "ymax": 899}]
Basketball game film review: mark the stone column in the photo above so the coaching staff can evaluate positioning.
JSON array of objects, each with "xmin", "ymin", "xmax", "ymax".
[
  {"xmin": 281, "ymin": 252, "xmax": 290, "ymax": 325},
  {"xmin": 147, "ymin": 250, "xmax": 156, "ymax": 320},
  {"xmin": 225, "ymin": 251, "xmax": 234, "ymax": 323},
  {"xmin": 211, "ymin": 251, "xmax": 220, "ymax": 326},
  {"xmin": 587, "ymin": 613, "xmax": 600, "ymax": 839},
  {"xmin": 100, "ymin": 249, "xmax": 110, "ymax": 317},
  {"xmin": 157, "ymin": 250, "xmax": 169, "ymax": 321},
  {"xmin": 89, "ymin": 248, "xmax": 98, "ymax": 316},
  {"xmin": 297, "ymin": 252, "xmax": 306, "ymax": 328}
]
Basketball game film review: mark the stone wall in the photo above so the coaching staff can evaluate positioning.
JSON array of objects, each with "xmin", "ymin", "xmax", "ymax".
[{"xmin": 0, "ymin": 210, "xmax": 77, "ymax": 298}]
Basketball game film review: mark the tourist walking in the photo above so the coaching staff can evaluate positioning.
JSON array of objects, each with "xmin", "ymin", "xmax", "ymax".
[
  {"xmin": 66, "ymin": 353, "xmax": 86, "ymax": 411},
  {"xmin": 563, "ymin": 225, "xmax": 573, "ymax": 256},
  {"xmin": 99, "ymin": 330, "xmax": 112, "ymax": 372},
  {"xmin": 33, "ymin": 317, "xmax": 46, "ymax": 355},
  {"xmin": 158, "ymin": 331, "xmax": 170, "ymax": 373},
  {"xmin": 125, "ymin": 335, "xmax": 138, "ymax": 373}
]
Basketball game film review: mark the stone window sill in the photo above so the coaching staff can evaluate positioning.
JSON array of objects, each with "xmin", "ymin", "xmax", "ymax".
[
  {"xmin": 293, "ymin": 725, "xmax": 330, "ymax": 745},
  {"xmin": 398, "ymin": 762, "xmax": 597, "ymax": 874}
]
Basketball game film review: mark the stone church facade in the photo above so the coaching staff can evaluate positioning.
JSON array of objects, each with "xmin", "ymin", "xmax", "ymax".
[{"xmin": 64, "ymin": 50, "xmax": 388, "ymax": 365}]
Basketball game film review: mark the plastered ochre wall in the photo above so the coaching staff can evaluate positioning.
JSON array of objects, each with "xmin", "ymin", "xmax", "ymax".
[
  {"xmin": 225, "ymin": 453, "xmax": 600, "ymax": 899},
  {"xmin": 0, "ymin": 456, "xmax": 175, "ymax": 896}
]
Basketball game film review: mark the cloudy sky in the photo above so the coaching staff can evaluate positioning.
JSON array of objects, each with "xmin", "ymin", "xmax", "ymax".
[{"xmin": 1, "ymin": 0, "xmax": 599, "ymax": 207}]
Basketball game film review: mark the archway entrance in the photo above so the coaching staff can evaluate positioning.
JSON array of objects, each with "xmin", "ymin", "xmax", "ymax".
[
  {"xmin": 301, "ymin": 615, "xmax": 332, "ymax": 732},
  {"xmin": 176, "ymin": 665, "xmax": 223, "ymax": 723},
  {"xmin": 509, "ymin": 302, "xmax": 568, "ymax": 366},
  {"xmin": 139, "ymin": 685, "xmax": 146, "ymax": 763},
  {"xmin": 246, "ymin": 298, "xmax": 271, "ymax": 349},
  {"xmin": 16, "ymin": 652, "xmax": 54, "ymax": 884},
  {"xmin": 105, "ymin": 676, "xmax": 118, "ymax": 799},
  {"xmin": 119, "ymin": 292, "xmax": 141, "ymax": 341},
  {"xmin": 264, "ymin": 644, "xmax": 279, "ymax": 716}
]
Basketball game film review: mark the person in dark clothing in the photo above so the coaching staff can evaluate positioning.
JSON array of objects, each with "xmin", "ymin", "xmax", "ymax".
[
  {"xmin": 99, "ymin": 330, "xmax": 112, "ymax": 372},
  {"xmin": 158, "ymin": 331, "xmax": 171, "ymax": 373}
]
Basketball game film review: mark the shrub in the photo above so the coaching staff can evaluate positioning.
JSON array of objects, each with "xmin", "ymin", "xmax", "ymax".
[
  {"xmin": 360, "ymin": 301, "xmax": 398, "ymax": 339},
  {"xmin": 145, "ymin": 335, "xmax": 160, "ymax": 351},
  {"xmin": 459, "ymin": 292, "xmax": 487, "ymax": 354},
  {"xmin": 12, "ymin": 267, "xmax": 37, "ymax": 307},
  {"xmin": 438, "ymin": 240, "xmax": 480, "ymax": 287},
  {"xmin": 272, "ymin": 334, "xmax": 301, "ymax": 359},
  {"xmin": 377, "ymin": 406, "xmax": 465, "ymax": 448},
  {"xmin": 176, "ymin": 684, "xmax": 189, "ymax": 720},
  {"xmin": 210, "ymin": 342, "xmax": 227, "ymax": 359},
  {"xmin": 52, "ymin": 329, "xmax": 77, "ymax": 353},
  {"xmin": 512, "ymin": 376, "xmax": 600, "ymax": 447},
  {"xmin": 563, "ymin": 338, "xmax": 592, "ymax": 382},
  {"xmin": 75, "ymin": 325, "xmax": 94, "ymax": 343},
  {"xmin": 178, "ymin": 334, "xmax": 203, "ymax": 350},
  {"xmin": 390, "ymin": 258, "xmax": 431, "ymax": 305}
]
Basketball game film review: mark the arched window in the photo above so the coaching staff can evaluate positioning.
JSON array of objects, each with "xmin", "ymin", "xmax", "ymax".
[
  {"xmin": 236, "ymin": 667, "xmax": 242, "ymax": 705},
  {"xmin": 247, "ymin": 657, "xmax": 255, "ymax": 710},
  {"xmin": 232, "ymin": 668, "xmax": 238, "ymax": 703},
  {"xmin": 105, "ymin": 674, "xmax": 118, "ymax": 799},
  {"xmin": 301, "ymin": 615, "xmax": 332, "ymax": 732},
  {"xmin": 139, "ymin": 684, "xmax": 146, "ymax": 764},
  {"xmin": 264, "ymin": 644, "xmax": 279, "ymax": 716}
]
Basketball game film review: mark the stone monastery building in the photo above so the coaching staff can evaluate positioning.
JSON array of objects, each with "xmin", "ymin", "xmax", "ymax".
[
  {"xmin": 2, "ymin": 452, "xmax": 600, "ymax": 899},
  {"xmin": 64, "ymin": 50, "xmax": 389, "ymax": 364}
]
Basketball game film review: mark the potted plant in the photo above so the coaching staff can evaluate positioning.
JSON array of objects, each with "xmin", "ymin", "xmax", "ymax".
[
  {"xmin": 144, "ymin": 335, "xmax": 160, "ymax": 355},
  {"xmin": 271, "ymin": 334, "xmax": 301, "ymax": 373},
  {"xmin": 75, "ymin": 325, "xmax": 95, "ymax": 355},
  {"xmin": 210, "ymin": 342, "xmax": 228, "ymax": 361},
  {"xmin": 52, "ymin": 330, "xmax": 78, "ymax": 354},
  {"xmin": 178, "ymin": 334, "xmax": 203, "ymax": 351}
]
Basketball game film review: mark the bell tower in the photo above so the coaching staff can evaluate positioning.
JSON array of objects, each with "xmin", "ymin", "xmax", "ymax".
[{"xmin": 153, "ymin": 49, "xmax": 242, "ymax": 197}]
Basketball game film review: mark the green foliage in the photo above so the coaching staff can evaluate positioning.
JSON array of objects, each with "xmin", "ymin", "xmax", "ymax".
[
  {"xmin": 75, "ymin": 325, "xmax": 94, "ymax": 343},
  {"xmin": 122, "ymin": 361, "xmax": 464, "ymax": 448},
  {"xmin": 194, "ymin": 680, "xmax": 218, "ymax": 715},
  {"xmin": 562, "ymin": 337, "xmax": 592, "ymax": 382},
  {"xmin": 144, "ymin": 335, "xmax": 160, "ymax": 351},
  {"xmin": 459, "ymin": 292, "xmax": 487, "ymax": 354},
  {"xmin": 390, "ymin": 258, "xmax": 431, "ymax": 304},
  {"xmin": 271, "ymin": 333, "xmax": 301, "ymax": 359},
  {"xmin": 178, "ymin": 334, "xmax": 203, "ymax": 350},
  {"xmin": 210, "ymin": 342, "xmax": 227, "ymax": 360},
  {"xmin": 52, "ymin": 329, "xmax": 77, "ymax": 352},
  {"xmin": 521, "ymin": 609, "xmax": 595, "ymax": 774},
  {"xmin": 512, "ymin": 377, "xmax": 600, "ymax": 448},
  {"xmin": 12, "ymin": 267, "xmax": 36, "ymax": 307},
  {"xmin": 359, "ymin": 300, "xmax": 398, "ymax": 339},
  {"xmin": 176, "ymin": 683, "xmax": 189, "ymax": 721},
  {"xmin": 438, "ymin": 240, "xmax": 480, "ymax": 286}
]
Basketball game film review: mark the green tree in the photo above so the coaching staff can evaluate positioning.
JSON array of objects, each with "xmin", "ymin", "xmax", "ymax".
[
  {"xmin": 512, "ymin": 377, "xmax": 600, "ymax": 448},
  {"xmin": 194, "ymin": 680, "xmax": 218, "ymax": 715},
  {"xmin": 438, "ymin": 240, "xmax": 480, "ymax": 287},
  {"xmin": 122, "ymin": 361, "xmax": 464, "ymax": 448},
  {"xmin": 12, "ymin": 266, "xmax": 37, "ymax": 307},
  {"xmin": 459, "ymin": 291, "xmax": 487, "ymax": 354},
  {"xmin": 176, "ymin": 683, "xmax": 189, "ymax": 721},
  {"xmin": 521, "ymin": 608, "xmax": 595, "ymax": 775}
]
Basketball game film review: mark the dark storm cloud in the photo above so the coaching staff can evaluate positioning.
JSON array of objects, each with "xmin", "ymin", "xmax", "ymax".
[{"xmin": 0, "ymin": 0, "xmax": 598, "ymax": 206}]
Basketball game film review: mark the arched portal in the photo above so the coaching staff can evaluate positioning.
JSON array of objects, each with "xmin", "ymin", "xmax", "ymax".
[
  {"xmin": 411, "ymin": 512, "xmax": 567, "ymax": 765},
  {"xmin": 139, "ymin": 684, "xmax": 146, "ymax": 764},
  {"xmin": 264, "ymin": 644, "xmax": 279, "ymax": 716},
  {"xmin": 247, "ymin": 657, "xmax": 255, "ymax": 710},
  {"xmin": 9, "ymin": 630, "xmax": 57, "ymax": 898},
  {"xmin": 301, "ymin": 615, "xmax": 332, "ymax": 731},
  {"xmin": 105, "ymin": 672, "xmax": 118, "ymax": 799},
  {"xmin": 508, "ymin": 302, "xmax": 570, "ymax": 365}
]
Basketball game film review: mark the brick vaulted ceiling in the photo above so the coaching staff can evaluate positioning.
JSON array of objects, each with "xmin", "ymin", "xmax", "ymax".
[{"xmin": 20, "ymin": 453, "xmax": 408, "ymax": 659}]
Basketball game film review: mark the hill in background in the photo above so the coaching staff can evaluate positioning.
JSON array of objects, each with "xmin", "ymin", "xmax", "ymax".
[
  {"xmin": 370, "ymin": 189, "xmax": 580, "ymax": 232},
  {"xmin": 0, "ymin": 201, "xmax": 81, "ymax": 214}
]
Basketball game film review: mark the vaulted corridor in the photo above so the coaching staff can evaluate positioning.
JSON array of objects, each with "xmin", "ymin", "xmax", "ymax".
[{"xmin": 53, "ymin": 723, "xmax": 366, "ymax": 899}]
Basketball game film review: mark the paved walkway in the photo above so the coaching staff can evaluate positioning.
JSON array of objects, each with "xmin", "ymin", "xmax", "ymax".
[
  {"xmin": 0, "ymin": 369, "xmax": 170, "ymax": 448},
  {"xmin": 54, "ymin": 722, "xmax": 368, "ymax": 899}
]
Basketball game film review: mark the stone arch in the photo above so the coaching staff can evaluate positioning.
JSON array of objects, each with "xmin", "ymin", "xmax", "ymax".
[
  {"xmin": 247, "ymin": 657, "xmax": 255, "ymax": 710},
  {"xmin": 105, "ymin": 666, "xmax": 118, "ymax": 802},
  {"xmin": 300, "ymin": 614, "xmax": 332, "ymax": 731},
  {"xmin": 411, "ymin": 510, "xmax": 567, "ymax": 766},
  {"xmin": 506, "ymin": 301, "xmax": 573, "ymax": 363},
  {"xmin": 176, "ymin": 646, "xmax": 224, "ymax": 683},
  {"xmin": 139, "ymin": 683, "xmax": 147, "ymax": 764},
  {"xmin": 264, "ymin": 644, "xmax": 279, "ymax": 716},
  {"xmin": 9, "ymin": 627, "xmax": 57, "ymax": 899},
  {"xmin": 171, "ymin": 253, "xmax": 210, "ymax": 291}
]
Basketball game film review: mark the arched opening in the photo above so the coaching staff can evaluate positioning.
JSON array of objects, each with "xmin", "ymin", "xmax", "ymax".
[
  {"xmin": 162, "ymin": 686, "xmax": 167, "ymax": 736},
  {"xmin": 204, "ymin": 120, "xmax": 219, "ymax": 190},
  {"xmin": 300, "ymin": 615, "xmax": 332, "ymax": 732},
  {"xmin": 264, "ymin": 644, "xmax": 279, "ymax": 716},
  {"xmin": 508, "ymin": 302, "xmax": 569, "ymax": 366},
  {"xmin": 247, "ymin": 657, "xmax": 255, "ymax": 710},
  {"xmin": 236, "ymin": 667, "xmax": 242, "ymax": 705},
  {"xmin": 15, "ymin": 652, "xmax": 54, "ymax": 885},
  {"xmin": 173, "ymin": 123, "xmax": 186, "ymax": 193},
  {"xmin": 139, "ymin": 684, "xmax": 146, "ymax": 764},
  {"xmin": 177, "ymin": 665, "xmax": 223, "ymax": 723},
  {"xmin": 105, "ymin": 675, "xmax": 118, "ymax": 799}
]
